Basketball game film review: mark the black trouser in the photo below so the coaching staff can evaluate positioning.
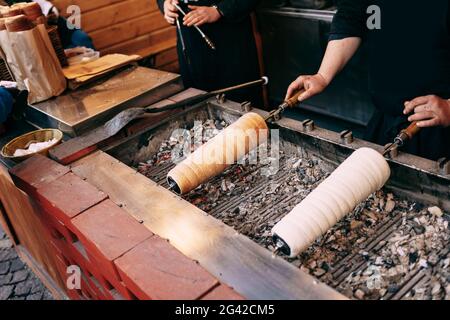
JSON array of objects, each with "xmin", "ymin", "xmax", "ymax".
[{"xmin": 176, "ymin": 13, "xmax": 262, "ymax": 106}]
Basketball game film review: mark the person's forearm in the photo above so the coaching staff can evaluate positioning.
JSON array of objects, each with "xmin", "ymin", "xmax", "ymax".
[{"xmin": 318, "ymin": 37, "xmax": 362, "ymax": 85}]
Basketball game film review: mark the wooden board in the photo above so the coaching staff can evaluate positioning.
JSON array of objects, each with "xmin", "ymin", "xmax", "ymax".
[
  {"xmin": 89, "ymin": 11, "xmax": 167, "ymax": 50},
  {"xmin": 53, "ymin": 0, "xmax": 124, "ymax": 15},
  {"xmin": 101, "ymin": 27, "xmax": 176, "ymax": 57},
  {"xmin": 71, "ymin": 151, "xmax": 346, "ymax": 300},
  {"xmin": 62, "ymin": 54, "xmax": 141, "ymax": 80},
  {"xmin": 81, "ymin": 0, "xmax": 158, "ymax": 33},
  {"xmin": 51, "ymin": 0, "xmax": 178, "ymax": 70}
]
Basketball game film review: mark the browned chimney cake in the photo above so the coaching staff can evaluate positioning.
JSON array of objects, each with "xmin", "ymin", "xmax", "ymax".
[{"xmin": 167, "ymin": 112, "xmax": 269, "ymax": 194}]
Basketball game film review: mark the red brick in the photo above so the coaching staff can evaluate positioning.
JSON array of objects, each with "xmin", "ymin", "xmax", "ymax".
[
  {"xmin": 201, "ymin": 285, "xmax": 245, "ymax": 300},
  {"xmin": 49, "ymin": 239, "xmax": 63, "ymax": 258},
  {"xmin": 36, "ymin": 172, "xmax": 107, "ymax": 226},
  {"xmin": 80, "ymin": 276, "xmax": 96, "ymax": 300},
  {"xmin": 49, "ymin": 137, "xmax": 99, "ymax": 165},
  {"xmin": 115, "ymin": 236, "xmax": 219, "ymax": 300},
  {"xmin": 68, "ymin": 241, "xmax": 92, "ymax": 268},
  {"xmin": 40, "ymin": 209, "xmax": 78, "ymax": 243},
  {"xmin": 51, "ymin": 236, "xmax": 94, "ymax": 278},
  {"xmin": 72, "ymin": 259, "xmax": 110, "ymax": 300},
  {"xmin": 54, "ymin": 254, "xmax": 82, "ymax": 300},
  {"xmin": 74, "ymin": 253, "xmax": 134, "ymax": 300},
  {"xmin": 54, "ymin": 242, "xmax": 108, "ymax": 300},
  {"xmin": 85, "ymin": 275, "xmax": 107, "ymax": 300},
  {"xmin": 109, "ymin": 289, "xmax": 126, "ymax": 300},
  {"xmin": 90, "ymin": 270, "xmax": 135, "ymax": 300},
  {"xmin": 71, "ymin": 199, "xmax": 152, "ymax": 282},
  {"xmin": 9, "ymin": 154, "xmax": 70, "ymax": 195},
  {"xmin": 54, "ymin": 253, "xmax": 68, "ymax": 277},
  {"xmin": 53, "ymin": 237, "xmax": 132, "ymax": 300},
  {"xmin": 54, "ymin": 239, "xmax": 86, "ymax": 270}
]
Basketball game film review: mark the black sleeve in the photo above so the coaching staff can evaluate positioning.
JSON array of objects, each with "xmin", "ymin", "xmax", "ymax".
[
  {"xmin": 447, "ymin": 2, "xmax": 450, "ymax": 35},
  {"xmin": 216, "ymin": 0, "xmax": 260, "ymax": 22},
  {"xmin": 329, "ymin": 0, "xmax": 368, "ymax": 41},
  {"xmin": 157, "ymin": 0, "xmax": 165, "ymax": 14}
]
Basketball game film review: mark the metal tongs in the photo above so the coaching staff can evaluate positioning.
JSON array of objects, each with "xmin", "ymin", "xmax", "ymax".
[{"xmin": 173, "ymin": 2, "xmax": 216, "ymax": 50}]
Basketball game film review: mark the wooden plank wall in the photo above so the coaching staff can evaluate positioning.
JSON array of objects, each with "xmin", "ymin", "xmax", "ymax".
[{"xmin": 51, "ymin": 0, "xmax": 179, "ymax": 72}]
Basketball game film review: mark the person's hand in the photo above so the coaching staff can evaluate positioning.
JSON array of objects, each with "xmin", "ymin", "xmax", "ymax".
[
  {"xmin": 403, "ymin": 95, "xmax": 450, "ymax": 128},
  {"xmin": 285, "ymin": 73, "xmax": 330, "ymax": 102},
  {"xmin": 163, "ymin": 0, "xmax": 179, "ymax": 25},
  {"xmin": 183, "ymin": 5, "xmax": 221, "ymax": 27}
]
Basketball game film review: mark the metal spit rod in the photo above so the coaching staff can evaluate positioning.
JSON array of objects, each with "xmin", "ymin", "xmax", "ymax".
[
  {"xmin": 269, "ymin": 96, "xmax": 421, "ymax": 256},
  {"xmin": 266, "ymin": 89, "xmax": 421, "ymax": 159},
  {"xmin": 382, "ymin": 121, "xmax": 421, "ymax": 157},
  {"xmin": 173, "ymin": 3, "xmax": 216, "ymax": 50},
  {"xmin": 264, "ymin": 89, "xmax": 306, "ymax": 122}
]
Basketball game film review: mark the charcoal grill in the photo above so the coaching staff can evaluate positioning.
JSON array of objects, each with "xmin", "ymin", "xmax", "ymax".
[{"xmin": 85, "ymin": 96, "xmax": 449, "ymax": 300}]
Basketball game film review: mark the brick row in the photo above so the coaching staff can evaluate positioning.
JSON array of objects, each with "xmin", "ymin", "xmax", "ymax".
[
  {"xmin": 115, "ymin": 236, "xmax": 219, "ymax": 300},
  {"xmin": 36, "ymin": 172, "xmax": 107, "ymax": 226},
  {"xmin": 9, "ymin": 154, "xmax": 69, "ymax": 196},
  {"xmin": 9, "ymin": 154, "xmax": 245, "ymax": 300},
  {"xmin": 71, "ymin": 199, "xmax": 153, "ymax": 283}
]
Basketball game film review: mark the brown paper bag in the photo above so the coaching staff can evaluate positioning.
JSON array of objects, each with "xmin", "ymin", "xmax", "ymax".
[
  {"xmin": 0, "ymin": 29, "xmax": 24, "ymax": 86},
  {"xmin": 0, "ymin": 44, "xmax": 15, "ymax": 81},
  {"xmin": 2, "ymin": 24, "xmax": 66, "ymax": 103}
]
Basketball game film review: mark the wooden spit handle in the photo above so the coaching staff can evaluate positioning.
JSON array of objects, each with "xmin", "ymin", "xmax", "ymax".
[
  {"xmin": 401, "ymin": 121, "xmax": 421, "ymax": 140},
  {"xmin": 284, "ymin": 89, "xmax": 307, "ymax": 108}
]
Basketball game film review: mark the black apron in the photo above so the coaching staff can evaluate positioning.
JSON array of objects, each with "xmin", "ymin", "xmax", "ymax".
[
  {"xmin": 157, "ymin": 0, "xmax": 263, "ymax": 106},
  {"xmin": 331, "ymin": 0, "xmax": 450, "ymax": 160}
]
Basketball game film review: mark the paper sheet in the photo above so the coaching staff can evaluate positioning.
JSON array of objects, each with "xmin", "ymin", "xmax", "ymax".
[{"xmin": 62, "ymin": 54, "xmax": 141, "ymax": 81}]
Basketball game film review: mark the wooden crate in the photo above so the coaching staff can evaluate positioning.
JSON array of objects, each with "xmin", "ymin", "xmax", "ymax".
[{"xmin": 51, "ymin": 0, "xmax": 179, "ymax": 72}]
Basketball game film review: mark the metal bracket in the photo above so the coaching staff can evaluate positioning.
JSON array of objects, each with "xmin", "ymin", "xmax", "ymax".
[
  {"xmin": 240, "ymin": 101, "xmax": 253, "ymax": 112},
  {"xmin": 273, "ymin": 112, "xmax": 281, "ymax": 121},
  {"xmin": 265, "ymin": 109, "xmax": 282, "ymax": 122},
  {"xmin": 302, "ymin": 119, "xmax": 315, "ymax": 132},
  {"xmin": 340, "ymin": 130, "xmax": 354, "ymax": 144},
  {"xmin": 216, "ymin": 93, "xmax": 226, "ymax": 104},
  {"xmin": 384, "ymin": 143, "xmax": 399, "ymax": 159},
  {"xmin": 438, "ymin": 158, "xmax": 450, "ymax": 175}
]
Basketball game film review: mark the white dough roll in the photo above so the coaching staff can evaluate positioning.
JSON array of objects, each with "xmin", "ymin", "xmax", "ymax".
[
  {"xmin": 272, "ymin": 147, "xmax": 391, "ymax": 257},
  {"xmin": 167, "ymin": 112, "xmax": 269, "ymax": 194}
]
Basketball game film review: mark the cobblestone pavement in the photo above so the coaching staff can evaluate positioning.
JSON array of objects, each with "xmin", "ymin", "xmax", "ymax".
[{"xmin": 0, "ymin": 226, "xmax": 53, "ymax": 300}]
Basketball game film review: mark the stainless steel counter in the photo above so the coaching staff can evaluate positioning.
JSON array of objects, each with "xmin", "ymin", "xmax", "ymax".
[{"xmin": 24, "ymin": 66, "xmax": 183, "ymax": 136}]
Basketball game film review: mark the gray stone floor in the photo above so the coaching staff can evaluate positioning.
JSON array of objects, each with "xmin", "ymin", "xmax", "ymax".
[{"xmin": 0, "ymin": 226, "xmax": 53, "ymax": 300}]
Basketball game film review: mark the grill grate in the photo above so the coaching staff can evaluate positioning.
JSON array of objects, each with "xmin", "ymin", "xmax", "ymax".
[
  {"xmin": 131, "ymin": 114, "xmax": 449, "ymax": 301},
  {"xmin": 139, "ymin": 157, "xmax": 449, "ymax": 300}
]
